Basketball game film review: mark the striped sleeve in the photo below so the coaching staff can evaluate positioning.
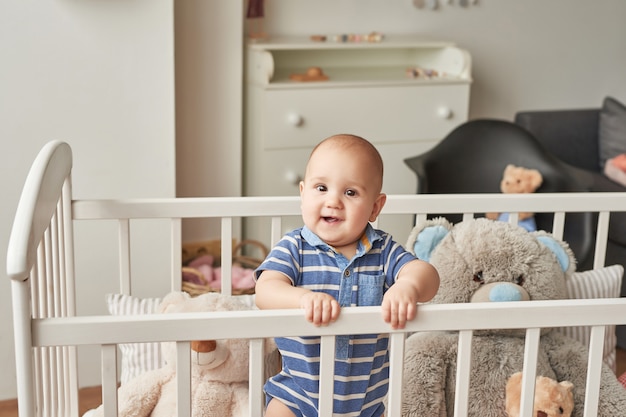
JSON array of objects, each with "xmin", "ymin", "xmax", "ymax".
[{"xmin": 254, "ymin": 231, "xmax": 302, "ymax": 284}]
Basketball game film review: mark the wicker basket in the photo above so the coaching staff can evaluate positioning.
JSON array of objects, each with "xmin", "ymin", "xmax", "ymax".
[
  {"xmin": 181, "ymin": 239, "xmax": 229, "ymax": 266},
  {"xmin": 181, "ymin": 239, "xmax": 268, "ymax": 296},
  {"xmin": 231, "ymin": 239, "xmax": 269, "ymax": 269}
]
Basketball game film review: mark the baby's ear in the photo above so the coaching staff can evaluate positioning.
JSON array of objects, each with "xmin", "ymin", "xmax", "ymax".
[{"xmin": 369, "ymin": 193, "xmax": 387, "ymax": 222}]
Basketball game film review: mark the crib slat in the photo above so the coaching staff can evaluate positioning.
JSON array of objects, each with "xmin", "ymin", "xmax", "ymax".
[
  {"xmin": 177, "ymin": 342, "xmax": 192, "ymax": 417},
  {"xmin": 318, "ymin": 335, "xmax": 336, "ymax": 416},
  {"xmin": 462, "ymin": 212, "xmax": 474, "ymax": 222},
  {"xmin": 248, "ymin": 338, "xmax": 265, "ymax": 417},
  {"xmin": 453, "ymin": 330, "xmax": 473, "ymax": 417},
  {"xmin": 32, "ymin": 254, "xmax": 43, "ymax": 416},
  {"xmin": 171, "ymin": 218, "xmax": 183, "ymax": 291},
  {"xmin": 54, "ymin": 199, "xmax": 72, "ymax": 417},
  {"xmin": 221, "ymin": 217, "xmax": 233, "ymax": 296},
  {"xmin": 270, "ymin": 216, "xmax": 282, "ymax": 246},
  {"xmin": 593, "ymin": 211, "xmax": 610, "ymax": 270},
  {"xmin": 118, "ymin": 219, "xmax": 131, "ymax": 294},
  {"xmin": 386, "ymin": 333, "xmax": 405, "ymax": 417},
  {"xmin": 414, "ymin": 213, "xmax": 427, "ymax": 226},
  {"xmin": 61, "ymin": 180, "xmax": 79, "ymax": 417},
  {"xmin": 583, "ymin": 326, "xmax": 606, "ymax": 417},
  {"xmin": 518, "ymin": 372, "xmax": 536, "ymax": 417},
  {"xmin": 519, "ymin": 328, "xmax": 541, "ymax": 417},
  {"xmin": 44, "ymin": 228, "xmax": 53, "ymax": 318},
  {"xmin": 506, "ymin": 211, "xmax": 519, "ymax": 225},
  {"xmin": 101, "ymin": 344, "xmax": 118, "ymax": 417},
  {"xmin": 62, "ymin": 178, "xmax": 77, "ymax": 316},
  {"xmin": 551, "ymin": 211, "xmax": 565, "ymax": 240}
]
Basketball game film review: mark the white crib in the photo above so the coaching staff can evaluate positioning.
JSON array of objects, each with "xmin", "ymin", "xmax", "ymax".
[{"xmin": 7, "ymin": 140, "xmax": 626, "ymax": 417}]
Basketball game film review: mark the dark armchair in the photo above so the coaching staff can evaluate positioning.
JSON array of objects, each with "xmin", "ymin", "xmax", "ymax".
[
  {"xmin": 404, "ymin": 119, "xmax": 595, "ymax": 267},
  {"xmin": 515, "ymin": 108, "xmax": 626, "ymax": 347}
]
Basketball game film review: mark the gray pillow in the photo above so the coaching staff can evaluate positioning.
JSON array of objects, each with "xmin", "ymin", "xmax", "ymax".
[{"xmin": 599, "ymin": 96, "xmax": 626, "ymax": 168}]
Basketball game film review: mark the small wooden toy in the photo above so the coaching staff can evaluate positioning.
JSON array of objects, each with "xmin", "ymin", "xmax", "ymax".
[{"xmin": 289, "ymin": 67, "xmax": 329, "ymax": 82}]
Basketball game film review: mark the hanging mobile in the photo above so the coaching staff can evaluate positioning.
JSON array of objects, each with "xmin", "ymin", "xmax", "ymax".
[{"xmin": 426, "ymin": 0, "xmax": 439, "ymax": 10}]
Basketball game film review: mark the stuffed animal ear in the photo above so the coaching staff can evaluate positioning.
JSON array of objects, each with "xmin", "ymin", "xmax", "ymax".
[
  {"xmin": 534, "ymin": 234, "xmax": 575, "ymax": 274},
  {"xmin": 503, "ymin": 164, "xmax": 516, "ymax": 176},
  {"xmin": 528, "ymin": 168, "xmax": 543, "ymax": 189},
  {"xmin": 405, "ymin": 217, "xmax": 452, "ymax": 262},
  {"xmin": 158, "ymin": 291, "xmax": 191, "ymax": 313},
  {"xmin": 559, "ymin": 380, "xmax": 574, "ymax": 392}
]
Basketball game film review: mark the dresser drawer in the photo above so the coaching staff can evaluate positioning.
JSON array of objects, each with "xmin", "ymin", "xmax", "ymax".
[{"xmin": 261, "ymin": 84, "xmax": 469, "ymax": 150}]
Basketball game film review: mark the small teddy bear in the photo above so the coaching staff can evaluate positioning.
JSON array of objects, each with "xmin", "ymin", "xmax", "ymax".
[
  {"xmin": 89, "ymin": 291, "xmax": 277, "ymax": 417},
  {"xmin": 505, "ymin": 372, "xmax": 574, "ymax": 417},
  {"xmin": 486, "ymin": 164, "xmax": 543, "ymax": 232}
]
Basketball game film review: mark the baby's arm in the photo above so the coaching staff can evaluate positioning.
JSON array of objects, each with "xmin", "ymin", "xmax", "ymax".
[
  {"xmin": 381, "ymin": 259, "xmax": 439, "ymax": 329},
  {"xmin": 255, "ymin": 270, "xmax": 341, "ymax": 326}
]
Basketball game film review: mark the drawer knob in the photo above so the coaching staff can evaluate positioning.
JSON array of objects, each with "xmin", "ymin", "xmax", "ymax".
[
  {"xmin": 437, "ymin": 107, "xmax": 453, "ymax": 119},
  {"xmin": 286, "ymin": 113, "xmax": 304, "ymax": 127}
]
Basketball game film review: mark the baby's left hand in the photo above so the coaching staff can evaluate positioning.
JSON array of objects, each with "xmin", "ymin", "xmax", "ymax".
[{"xmin": 381, "ymin": 282, "xmax": 418, "ymax": 330}]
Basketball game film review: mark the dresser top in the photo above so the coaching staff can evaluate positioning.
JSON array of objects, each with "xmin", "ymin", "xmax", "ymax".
[{"xmin": 247, "ymin": 35, "xmax": 456, "ymax": 51}]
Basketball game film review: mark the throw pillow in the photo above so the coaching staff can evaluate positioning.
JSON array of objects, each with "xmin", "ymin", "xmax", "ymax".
[
  {"xmin": 105, "ymin": 293, "xmax": 164, "ymax": 384},
  {"xmin": 598, "ymin": 96, "xmax": 626, "ymax": 168},
  {"xmin": 557, "ymin": 264, "xmax": 624, "ymax": 373}
]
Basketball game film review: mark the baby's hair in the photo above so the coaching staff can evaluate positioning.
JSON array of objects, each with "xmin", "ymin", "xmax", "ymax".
[{"xmin": 310, "ymin": 134, "xmax": 384, "ymax": 184}]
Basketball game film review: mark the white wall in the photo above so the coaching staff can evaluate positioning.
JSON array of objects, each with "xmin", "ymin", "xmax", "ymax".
[
  {"xmin": 257, "ymin": 0, "xmax": 626, "ymax": 118},
  {"xmin": 0, "ymin": 0, "xmax": 175, "ymax": 400}
]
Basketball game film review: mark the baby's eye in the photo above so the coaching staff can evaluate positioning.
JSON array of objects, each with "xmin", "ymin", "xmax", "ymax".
[
  {"xmin": 345, "ymin": 189, "xmax": 357, "ymax": 197},
  {"xmin": 315, "ymin": 184, "xmax": 327, "ymax": 192},
  {"xmin": 473, "ymin": 271, "xmax": 484, "ymax": 284},
  {"xmin": 514, "ymin": 275, "xmax": 525, "ymax": 286}
]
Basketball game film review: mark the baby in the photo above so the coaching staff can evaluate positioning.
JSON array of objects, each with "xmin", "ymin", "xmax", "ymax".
[{"xmin": 255, "ymin": 134, "xmax": 440, "ymax": 417}]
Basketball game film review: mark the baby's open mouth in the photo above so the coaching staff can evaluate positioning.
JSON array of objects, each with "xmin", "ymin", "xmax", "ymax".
[{"xmin": 323, "ymin": 216, "xmax": 340, "ymax": 223}]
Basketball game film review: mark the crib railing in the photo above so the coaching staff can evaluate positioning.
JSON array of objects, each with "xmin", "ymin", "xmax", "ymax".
[
  {"xmin": 30, "ymin": 298, "xmax": 626, "ymax": 417},
  {"xmin": 8, "ymin": 141, "xmax": 626, "ymax": 417}
]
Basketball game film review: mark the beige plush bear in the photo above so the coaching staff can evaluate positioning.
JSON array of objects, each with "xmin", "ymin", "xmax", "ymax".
[
  {"xmin": 90, "ymin": 291, "xmax": 276, "ymax": 417},
  {"xmin": 505, "ymin": 372, "xmax": 574, "ymax": 417},
  {"xmin": 486, "ymin": 164, "xmax": 543, "ymax": 231}
]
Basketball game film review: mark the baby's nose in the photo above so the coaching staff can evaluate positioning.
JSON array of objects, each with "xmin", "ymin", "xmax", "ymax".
[{"xmin": 325, "ymin": 192, "xmax": 342, "ymax": 207}]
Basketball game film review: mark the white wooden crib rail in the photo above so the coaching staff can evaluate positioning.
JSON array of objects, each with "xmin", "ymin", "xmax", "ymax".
[{"xmin": 7, "ymin": 140, "xmax": 626, "ymax": 417}]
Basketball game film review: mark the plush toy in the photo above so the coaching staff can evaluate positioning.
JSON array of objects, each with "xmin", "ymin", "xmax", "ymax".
[
  {"xmin": 604, "ymin": 153, "xmax": 626, "ymax": 187},
  {"xmin": 505, "ymin": 372, "xmax": 574, "ymax": 417},
  {"xmin": 486, "ymin": 164, "xmax": 543, "ymax": 232},
  {"xmin": 183, "ymin": 254, "xmax": 256, "ymax": 291},
  {"xmin": 89, "ymin": 291, "xmax": 277, "ymax": 417},
  {"xmin": 401, "ymin": 217, "xmax": 626, "ymax": 417}
]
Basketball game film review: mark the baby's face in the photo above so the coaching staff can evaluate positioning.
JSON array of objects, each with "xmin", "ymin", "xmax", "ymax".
[{"xmin": 299, "ymin": 144, "xmax": 385, "ymax": 255}]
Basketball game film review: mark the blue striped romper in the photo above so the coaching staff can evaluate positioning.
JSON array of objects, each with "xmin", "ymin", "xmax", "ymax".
[{"xmin": 254, "ymin": 224, "xmax": 416, "ymax": 417}]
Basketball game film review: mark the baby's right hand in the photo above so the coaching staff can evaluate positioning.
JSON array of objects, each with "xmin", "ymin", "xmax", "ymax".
[{"xmin": 300, "ymin": 292, "xmax": 340, "ymax": 326}]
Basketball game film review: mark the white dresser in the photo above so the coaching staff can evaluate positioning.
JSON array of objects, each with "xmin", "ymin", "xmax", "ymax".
[{"xmin": 244, "ymin": 35, "xmax": 472, "ymax": 243}]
